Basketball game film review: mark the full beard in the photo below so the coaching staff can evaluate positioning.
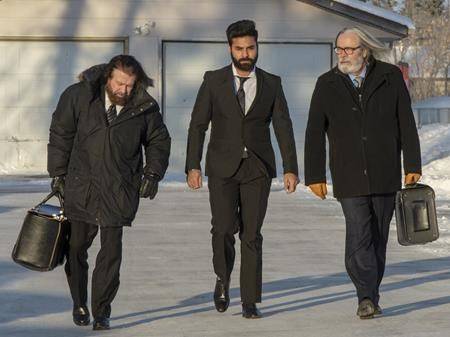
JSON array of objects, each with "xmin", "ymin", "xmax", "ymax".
[
  {"xmin": 106, "ymin": 83, "xmax": 130, "ymax": 106},
  {"xmin": 338, "ymin": 58, "xmax": 365, "ymax": 75},
  {"xmin": 231, "ymin": 54, "xmax": 258, "ymax": 72}
]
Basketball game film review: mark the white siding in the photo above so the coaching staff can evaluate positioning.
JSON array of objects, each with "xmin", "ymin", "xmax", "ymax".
[
  {"xmin": 0, "ymin": 0, "xmax": 403, "ymax": 175},
  {"xmin": 0, "ymin": 40, "xmax": 124, "ymax": 173},
  {"xmin": 163, "ymin": 42, "xmax": 330, "ymax": 179}
]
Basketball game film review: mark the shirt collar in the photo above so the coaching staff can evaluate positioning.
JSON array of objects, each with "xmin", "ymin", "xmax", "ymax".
[
  {"xmin": 232, "ymin": 63, "xmax": 256, "ymax": 79},
  {"xmin": 349, "ymin": 64, "xmax": 367, "ymax": 81}
]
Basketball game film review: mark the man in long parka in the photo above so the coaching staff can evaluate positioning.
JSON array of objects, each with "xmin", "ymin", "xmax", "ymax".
[{"xmin": 48, "ymin": 55, "xmax": 171, "ymax": 330}]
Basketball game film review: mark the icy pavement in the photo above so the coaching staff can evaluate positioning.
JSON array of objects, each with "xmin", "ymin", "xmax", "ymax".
[{"xmin": 0, "ymin": 182, "xmax": 450, "ymax": 337}]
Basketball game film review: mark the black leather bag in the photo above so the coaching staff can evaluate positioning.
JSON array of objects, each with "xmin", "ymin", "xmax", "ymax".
[
  {"xmin": 395, "ymin": 183, "xmax": 439, "ymax": 246},
  {"xmin": 12, "ymin": 191, "xmax": 69, "ymax": 271}
]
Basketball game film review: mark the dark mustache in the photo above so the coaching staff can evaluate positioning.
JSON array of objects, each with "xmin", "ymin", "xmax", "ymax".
[{"xmin": 238, "ymin": 58, "xmax": 253, "ymax": 62}]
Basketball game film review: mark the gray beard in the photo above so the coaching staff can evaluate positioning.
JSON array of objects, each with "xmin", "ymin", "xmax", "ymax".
[{"xmin": 338, "ymin": 59, "xmax": 365, "ymax": 75}]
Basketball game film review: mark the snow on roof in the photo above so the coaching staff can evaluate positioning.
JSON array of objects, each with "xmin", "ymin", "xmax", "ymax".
[
  {"xmin": 334, "ymin": 0, "xmax": 415, "ymax": 30},
  {"xmin": 413, "ymin": 96, "xmax": 450, "ymax": 109}
]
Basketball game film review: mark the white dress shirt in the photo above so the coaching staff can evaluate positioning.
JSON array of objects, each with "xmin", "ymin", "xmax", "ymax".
[{"xmin": 232, "ymin": 63, "xmax": 257, "ymax": 115}]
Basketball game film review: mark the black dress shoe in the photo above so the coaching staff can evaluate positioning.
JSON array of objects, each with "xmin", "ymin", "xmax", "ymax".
[
  {"xmin": 242, "ymin": 303, "xmax": 262, "ymax": 319},
  {"xmin": 93, "ymin": 317, "xmax": 110, "ymax": 330},
  {"xmin": 72, "ymin": 306, "xmax": 90, "ymax": 326},
  {"xmin": 356, "ymin": 298, "xmax": 375, "ymax": 319},
  {"xmin": 213, "ymin": 277, "xmax": 230, "ymax": 312}
]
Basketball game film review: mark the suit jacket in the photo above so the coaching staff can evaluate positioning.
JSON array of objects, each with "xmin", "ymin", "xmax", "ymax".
[
  {"xmin": 304, "ymin": 57, "xmax": 421, "ymax": 198},
  {"xmin": 185, "ymin": 65, "xmax": 298, "ymax": 178}
]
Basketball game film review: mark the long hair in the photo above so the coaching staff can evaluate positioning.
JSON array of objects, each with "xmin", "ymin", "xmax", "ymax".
[
  {"xmin": 104, "ymin": 54, "xmax": 154, "ymax": 88},
  {"xmin": 335, "ymin": 27, "xmax": 389, "ymax": 60}
]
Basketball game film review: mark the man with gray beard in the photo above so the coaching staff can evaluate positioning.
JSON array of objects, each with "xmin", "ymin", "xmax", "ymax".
[{"xmin": 304, "ymin": 27, "xmax": 421, "ymax": 319}]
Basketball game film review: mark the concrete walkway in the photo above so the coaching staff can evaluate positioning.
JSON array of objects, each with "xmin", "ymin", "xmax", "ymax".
[{"xmin": 1, "ymin": 183, "xmax": 449, "ymax": 337}]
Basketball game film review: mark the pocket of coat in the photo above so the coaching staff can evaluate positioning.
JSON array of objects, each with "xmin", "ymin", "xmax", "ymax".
[
  {"xmin": 84, "ymin": 182, "xmax": 93, "ymax": 208},
  {"xmin": 118, "ymin": 181, "xmax": 139, "ymax": 219}
]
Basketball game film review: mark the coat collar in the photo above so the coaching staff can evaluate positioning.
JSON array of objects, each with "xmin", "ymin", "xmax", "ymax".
[
  {"xmin": 80, "ymin": 64, "xmax": 155, "ymax": 109},
  {"xmin": 79, "ymin": 64, "xmax": 158, "ymax": 126},
  {"xmin": 326, "ymin": 57, "xmax": 394, "ymax": 103}
]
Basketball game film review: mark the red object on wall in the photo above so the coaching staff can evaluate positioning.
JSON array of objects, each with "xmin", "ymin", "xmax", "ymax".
[{"xmin": 397, "ymin": 62, "xmax": 410, "ymax": 89}]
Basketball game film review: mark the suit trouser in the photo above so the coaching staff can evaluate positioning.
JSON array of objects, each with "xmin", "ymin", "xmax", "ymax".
[
  {"xmin": 64, "ymin": 220, "xmax": 123, "ymax": 318},
  {"xmin": 208, "ymin": 154, "xmax": 271, "ymax": 303},
  {"xmin": 339, "ymin": 194, "xmax": 395, "ymax": 305}
]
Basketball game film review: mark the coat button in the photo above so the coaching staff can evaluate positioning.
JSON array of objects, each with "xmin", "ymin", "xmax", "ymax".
[
  {"xmin": 364, "ymin": 169, "xmax": 367, "ymax": 175},
  {"xmin": 362, "ymin": 136, "xmax": 367, "ymax": 141},
  {"xmin": 352, "ymin": 107, "xmax": 358, "ymax": 111}
]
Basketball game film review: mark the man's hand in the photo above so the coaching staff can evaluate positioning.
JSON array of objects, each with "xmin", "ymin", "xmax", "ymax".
[
  {"xmin": 140, "ymin": 174, "xmax": 160, "ymax": 199},
  {"xmin": 51, "ymin": 176, "xmax": 65, "ymax": 198},
  {"xmin": 187, "ymin": 169, "xmax": 202, "ymax": 189},
  {"xmin": 284, "ymin": 173, "xmax": 299, "ymax": 194},
  {"xmin": 308, "ymin": 182, "xmax": 327, "ymax": 200},
  {"xmin": 404, "ymin": 173, "xmax": 421, "ymax": 185}
]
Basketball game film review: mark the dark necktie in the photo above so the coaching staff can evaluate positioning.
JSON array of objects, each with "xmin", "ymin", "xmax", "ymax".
[
  {"xmin": 106, "ymin": 104, "xmax": 117, "ymax": 125},
  {"xmin": 236, "ymin": 76, "xmax": 249, "ymax": 114}
]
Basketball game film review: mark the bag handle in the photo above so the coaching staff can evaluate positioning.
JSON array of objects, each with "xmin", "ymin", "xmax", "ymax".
[
  {"xmin": 36, "ymin": 190, "xmax": 64, "ymax": 209},
  {"xmin": 404, "ymin": 183, "xmax": 427, "ymax": 189}
]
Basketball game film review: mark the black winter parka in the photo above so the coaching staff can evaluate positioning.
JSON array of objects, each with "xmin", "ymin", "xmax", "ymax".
[{"xmin": 48, "ymin": 65, "xmax": 171, "ymax": 226}]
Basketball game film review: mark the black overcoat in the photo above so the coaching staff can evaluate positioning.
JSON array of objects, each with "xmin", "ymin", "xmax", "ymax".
[
  {"xmin": 48, "ymin": 65, "xmax": 171, "ymax": 226},
  {"xmin": 304, "ymin": 58, "xmax": 421, "ymax": 198}
]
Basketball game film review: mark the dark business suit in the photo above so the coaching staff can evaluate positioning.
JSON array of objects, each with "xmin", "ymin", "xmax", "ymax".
[{"xmin": 186, "ymin": 65, "xmax": 298, "ymax": 303}]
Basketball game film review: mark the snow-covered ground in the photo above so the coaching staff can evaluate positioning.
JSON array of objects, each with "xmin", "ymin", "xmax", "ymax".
[
  {"xmin": 413, "ymin": 124, "xmax": 450, "ymax": 256},
  {"xmin": 420, "ymin": 124, "xmax": 450, "ymax": 197},
  {"xmin": 1, "ymin": 124, "xmax": 450, "ymax": 336}
]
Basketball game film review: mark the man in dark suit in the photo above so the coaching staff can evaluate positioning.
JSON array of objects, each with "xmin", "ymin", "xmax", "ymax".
[
  {"xmin": 185, "ymin": 20, "xmax": 298, "ymax": 318},
  {"xmin": 304, "ymin": 27, "xmax": 421, "ymax": 319}
]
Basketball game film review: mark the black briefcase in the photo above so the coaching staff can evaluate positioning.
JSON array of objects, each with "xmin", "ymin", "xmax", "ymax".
[
  {"xmin": 395, "ymin": 183, "xmax": 439, "ymax": 246},
  {"xmin": 12, "ymin": 191, "xmax": 69, "ymax": 271}
]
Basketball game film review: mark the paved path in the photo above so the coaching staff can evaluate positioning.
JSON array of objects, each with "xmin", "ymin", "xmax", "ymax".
[{"xmin": 1, "ymin": 184, "xmax": 450, "ymax": 337}]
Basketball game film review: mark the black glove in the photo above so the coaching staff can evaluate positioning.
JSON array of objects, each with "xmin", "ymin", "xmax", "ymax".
[
  {"xmin": 51, "ymin": 176, "xmax": 65, "ymax": 198},
  {"xmin": 139, "ymin": 174, "xmax": 160, "ymax": 199}
]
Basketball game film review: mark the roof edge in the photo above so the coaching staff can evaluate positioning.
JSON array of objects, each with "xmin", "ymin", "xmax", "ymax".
[{"xmin": 298, "ymin": 0, "xmax": 412, "ymax": 39}]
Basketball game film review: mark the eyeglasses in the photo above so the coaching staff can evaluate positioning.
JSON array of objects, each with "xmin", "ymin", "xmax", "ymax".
[{"xmin": 334, "ymin": 46, "xmax": 361, "ymax": 55}]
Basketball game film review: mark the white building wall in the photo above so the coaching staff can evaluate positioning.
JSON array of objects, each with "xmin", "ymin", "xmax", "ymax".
[{"xmin": 0, "ymin": 0, "xmax": 402, "ymax": 175}]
